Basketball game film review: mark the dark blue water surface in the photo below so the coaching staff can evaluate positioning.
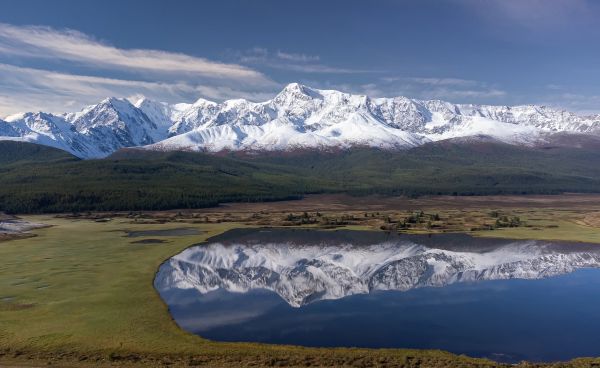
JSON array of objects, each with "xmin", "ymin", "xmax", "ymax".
[{"xmin": 156, "ymin": 229, "xmax": 600, "ymax": 363}]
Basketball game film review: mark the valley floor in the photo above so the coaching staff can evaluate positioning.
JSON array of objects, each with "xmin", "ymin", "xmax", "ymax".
[
  {"xmin": 1, "ymin": 195, "xmax": 599, "ymax": 367},
  {"xmin": 65, "ymin": 193, "xmax": 600, "ymax": 243}
]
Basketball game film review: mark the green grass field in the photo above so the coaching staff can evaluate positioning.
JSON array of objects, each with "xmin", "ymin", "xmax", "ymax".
[
  {"xmin": 0, "ymin": 216, "xmax": 502, "ymax": 367},
  {"xmin": 1, "ymin": 216, "xmax": 599, "ymax": 367},
  {"xmin": 475, "ymin": 211, "xmax": 600, "ymax": 244}
]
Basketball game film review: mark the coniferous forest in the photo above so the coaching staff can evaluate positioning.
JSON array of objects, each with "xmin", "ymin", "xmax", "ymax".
[{"xmin": 1, "ymin": 140, "xmax": 600, "ymax": 213}]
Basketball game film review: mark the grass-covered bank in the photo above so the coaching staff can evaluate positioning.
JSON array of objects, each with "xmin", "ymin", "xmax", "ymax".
[
  {"xmin": 0, "ymin": 216, "xmax": 500, "ymax": 368},
  {"xmin": 0, "ymin": 214, "xmax": 599, "ymax": 367}
]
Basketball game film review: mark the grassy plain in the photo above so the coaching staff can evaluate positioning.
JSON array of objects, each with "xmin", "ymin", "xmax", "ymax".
[{"xmin": 1, "ymin": 194, "xmax": 600, "ymax": 367}]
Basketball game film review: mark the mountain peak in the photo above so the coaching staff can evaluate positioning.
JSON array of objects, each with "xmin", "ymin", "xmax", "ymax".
[
  {"xmin": 100, "ymin": 97, "xmax": 136, "ymax": 110},
  {"xmin": 192, "ymin": 97, "xmax": 218, "ymax": 107},
  {"xmin": 100, "ymin": 96, "xmax": 121, "ymax": 105},
  {"xmin": 279, "ymin": 82, "xmax": 318, "ymax": 97},
  {"xmin": 132, "ymin": 96, "xmax": 151, "ymax": 107},
  {"xmin": 2, "ymin": 83, "xmax": 600, "ymax": 158},
  {"xmin": 282, "ymin": 82, "xmax": 304, "ymax": 91}
]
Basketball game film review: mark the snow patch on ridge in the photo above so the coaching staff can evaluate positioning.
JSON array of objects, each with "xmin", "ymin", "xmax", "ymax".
[{"xmin": 2, "ymin": 83, "xmax": 599, "ymax": 158}]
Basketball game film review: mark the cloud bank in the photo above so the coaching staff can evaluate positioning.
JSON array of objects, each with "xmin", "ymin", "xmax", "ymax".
[
  {"xmin": 0, "ymin": 23, "xmax": 269, "ymax": 83},
  {"xmin": 0, "ymin": 23, "xmax": 280, "ymax": 116}
]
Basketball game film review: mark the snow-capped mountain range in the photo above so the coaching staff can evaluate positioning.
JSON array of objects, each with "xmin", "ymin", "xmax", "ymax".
[
  {"xmin": 2, "ymin": 83, "xmax": 600, "ymax": 158},
  {"xmin": 155, "ymin": 235, "xmax": 600, "ymax": 307}
]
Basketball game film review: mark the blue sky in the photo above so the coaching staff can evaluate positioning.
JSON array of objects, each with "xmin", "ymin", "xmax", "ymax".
[{"xmin": 1, "ymin": 0, "xmax": 599, "ymax": 116}]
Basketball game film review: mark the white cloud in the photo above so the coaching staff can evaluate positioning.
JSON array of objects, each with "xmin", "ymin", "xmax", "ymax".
[
  {"xmin": 357, "ymin": 76, "xmax": 507, "ymax": 101},
  {"xmin": 286, "ymin": 78, "xmax": 506, "ymax": 104},
  {"xmin": 275, "ymin": 51, "xmax": 320, "ymax": 62},
  {"xmin": 490, "ymin": 0, "xmax": 588, "ymax": 26},
  {"xmin": 239, "ymin": 47, "xmax": 270, "ymax": 63},
  {"xmin": 238, "ymin": 47, "xmax": 374, "ymax": 74},
  {"xmin": 539, "ymin": 92, "xmax": 600, "ymax": 115},
  {"xmin": 464, "ymin": 0, "xmax": 591, "ymax": 31},
  {"xmin": 0, "ymin": 23, "xmax": 271, "ymax": 84},
  {"xmin": 275, "ymin": 63, "xmax": 374, "ymax": 74},
  {"xmin": 0, "ymin": 23, "xmax": 282, "ymax": 116},
  {"xmin": 404, "ymin": 77, "xmax": 480, "ymax": 87},
  {"xmin": 8, "ymin": 23, "xmax": 594, "ymax": 117},
  {"xmin": 0, "ymin": 64, "xmax": 275, "ymax": 117},
  {"xmin": 424, "ymin": 87, "xmax": 506, "ymax": 99},
  {"xmin": 3, "ymin": 62, "xmax": 597, "ymax": 118}
]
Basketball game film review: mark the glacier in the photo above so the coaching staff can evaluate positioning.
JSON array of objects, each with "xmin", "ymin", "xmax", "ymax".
[{"xmin": 2, "ymin": 83, "xmax": 600, "ymax": 158}]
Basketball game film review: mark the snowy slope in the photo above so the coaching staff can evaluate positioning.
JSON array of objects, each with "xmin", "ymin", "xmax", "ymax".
[
  {"xmin": 66, "ymin": 97, "xmax": 164, "ymax": 157},
  {"xmin": 145, "ymin": 83, "xmax": 600, "ymax": 153},
  {"xmin": 155, "ymin": 238, "xmax": 600, "ymax": 307},
  {"xmin": 1, "ymin": 98, "xmax": 169, "ymax": 158},
  {"xmin": 2, "ymin": 83, "xmax": 600, "ymax": 158},
  {"xmin": 1, "ymin": 112, "xmax": 93, "ymax": 157}
]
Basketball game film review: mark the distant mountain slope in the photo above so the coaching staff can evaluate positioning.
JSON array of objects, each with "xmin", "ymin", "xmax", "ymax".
[
  {"xmin": 1, "ymin": 83, "xmax": 599, "ymax": 158},
  {"xmin": 2, "ymin": 98, "xmax": 166, "ymax": 158},
  {"xmin": 0, "ymin": 141, "xmax": 77, "ymax": 165},
  {"xmin": 1, "ymin": 140, "xmax": 599, "ymax": 213}
]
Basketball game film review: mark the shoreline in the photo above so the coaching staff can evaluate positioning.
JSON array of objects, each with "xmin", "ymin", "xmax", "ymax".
[{"xmin": 1, "ymin": 195, "xmax": 599, "ymax": 367}]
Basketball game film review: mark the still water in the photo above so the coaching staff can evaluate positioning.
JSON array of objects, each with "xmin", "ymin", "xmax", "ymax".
[{"xmin": 155, "ymin": 228, "xmax": 600, "ymax": 363}]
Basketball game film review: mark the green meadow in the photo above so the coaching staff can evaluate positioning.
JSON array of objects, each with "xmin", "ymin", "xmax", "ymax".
[{"xmin": 0, "ymin": 216, "xmax": 599, "ymax": 367}]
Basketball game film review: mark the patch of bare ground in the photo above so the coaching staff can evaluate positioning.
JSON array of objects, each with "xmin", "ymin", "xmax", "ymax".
[{"xmin": 580, "ymin": 212, "xmax": 600, "ymax": 227}]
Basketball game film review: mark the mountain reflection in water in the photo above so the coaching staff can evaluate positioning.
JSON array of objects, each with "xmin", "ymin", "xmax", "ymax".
[
  {"xmin": 155, "ymin": 229, "xmax": 600, "ymax": 363},
  {"xmin": 155, "ymin": 229, "xmax": 600, "ymax": 307}
]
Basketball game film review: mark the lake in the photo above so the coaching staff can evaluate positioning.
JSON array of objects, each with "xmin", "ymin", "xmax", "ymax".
[{"xmin": 155, "ymin": 228, "xmax": 600, "ymax": 363}]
